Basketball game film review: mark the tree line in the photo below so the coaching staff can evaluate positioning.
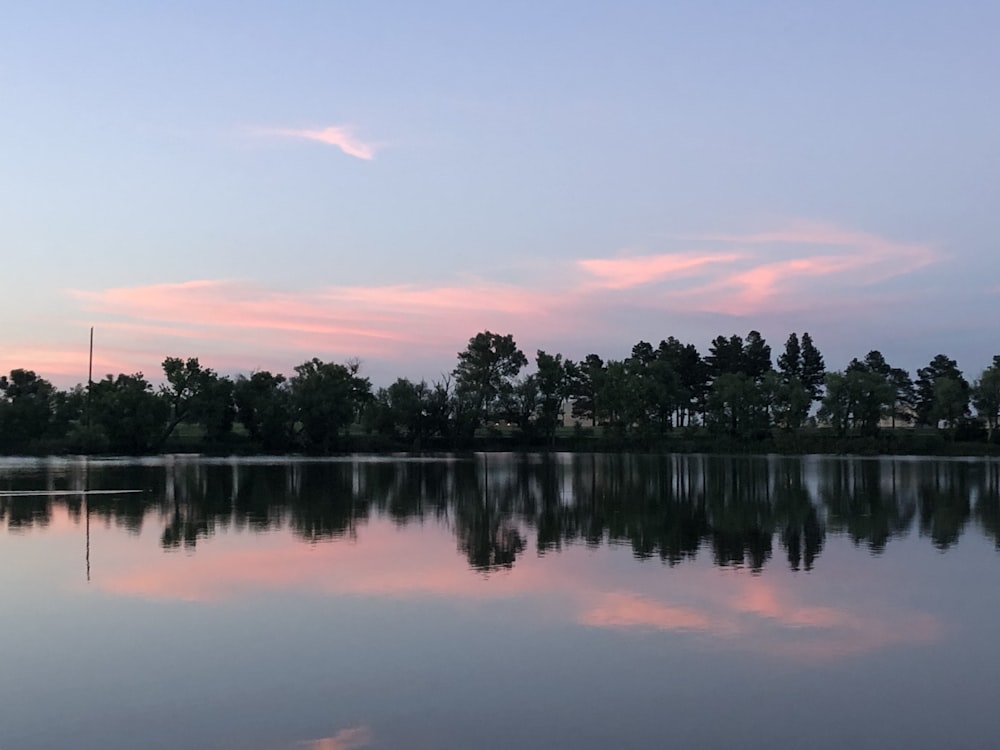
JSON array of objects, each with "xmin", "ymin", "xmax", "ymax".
[{"xmin": 1, "ymin": 329, "xmax": 999, "ymax": 453}]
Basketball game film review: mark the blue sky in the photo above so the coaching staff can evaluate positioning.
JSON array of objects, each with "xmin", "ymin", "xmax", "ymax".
[{"xmin": 2, "ymin": 1, "xmax": 998, "ymax": 386}]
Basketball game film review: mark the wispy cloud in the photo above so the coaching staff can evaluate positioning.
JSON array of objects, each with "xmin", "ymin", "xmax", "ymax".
[
  {"xmin": 256, "ymin": 125, "xmax": 377, "ymax": 160},
  {"xmin": 581, "ymin": 222, "xmax": 939, "ymax": 315},
  {"xmin": 70, "ymin": 278, "xmax": 561, "ymax": 364},
  {"xmin": 33, "ymin": 220, "xmax": 943, "ymax": 384},
  {"xmin": 578, "ymin": 252, "xmax": 743, "ymax": 290}
]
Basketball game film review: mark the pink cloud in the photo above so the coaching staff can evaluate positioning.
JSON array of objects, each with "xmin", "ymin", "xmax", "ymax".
[
  {"xmin": 299, "ymin": 726, "xmax": 373, "ymax": 750},
  {"xmin": 258, "ymin": 125, "xmax": 376, "ymax": 160},
  {"xmin": 0, "ymin": 220, "xmax": 940, "ymax": 385},
  {"xmin": 652, "ymin": 222, "xmax": 940, "ymax": 316},
  {"xmin": 63, "ymin": 277, "xmax": 577, "ymax": 381},
  {"xmin": 579, "ymin": 591, "xmax": 736, "ymax": 635},
  {"xmin": 578, "ymin": 252, "xmax": 744, "ymax": 290}
]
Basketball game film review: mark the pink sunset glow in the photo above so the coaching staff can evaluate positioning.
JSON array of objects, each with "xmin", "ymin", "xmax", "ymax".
[
  {"xmin": 3, "ymin": 221, "xmax": 939, "ymax": 385},
  {"xmin": 577, "ymin": 574, "xmax": 942, "ymax": 663},
  {"xmin": 70, "ymin": 505, "xmax": 943, "ymax": 664},
  {"xmin": 579, "ymin": 591, "xmax": 734, "ymax": 635},
  {"xmin": 300, "ymin": 726, "xmax": 373, "ymax": 750},
  {"xmin": 258, "ymin": 125, "xmax": 377, "ymax": 160},
  {"xmin": 578, "ymin": 252, "xmax": 744, "ymax": 290}
]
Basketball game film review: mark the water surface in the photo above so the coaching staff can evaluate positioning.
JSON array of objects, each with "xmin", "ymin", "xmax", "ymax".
[{"xmin": 2, "ymin": 454, "xmax": 999, "ymax": 749}]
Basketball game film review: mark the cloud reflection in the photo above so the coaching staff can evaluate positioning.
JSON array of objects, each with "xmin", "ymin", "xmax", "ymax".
[
  {"xmin": 86, "ymin": 508, "xmax": 943, "ymax": 665},
  {"xmin": 578, "ymin": 576, "xmax": 942, "ymax": 663},
  {"xmin": 299, "ymin": 725, "xmax": 373, "ymax": 750}
]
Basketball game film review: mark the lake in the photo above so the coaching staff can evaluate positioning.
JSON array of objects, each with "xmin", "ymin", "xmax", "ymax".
[{"xmin": 2, "ymin": 453, "xmax": 999, "ymax": 750}]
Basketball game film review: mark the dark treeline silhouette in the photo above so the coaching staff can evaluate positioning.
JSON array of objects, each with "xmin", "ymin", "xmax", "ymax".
[
  {"xmin": 3, "ymin": 455, "xmax": 999, "ymax": 574},
  {"xmin": 2, "ymin": 331, "xmax": 1000, "ymax": 454}
]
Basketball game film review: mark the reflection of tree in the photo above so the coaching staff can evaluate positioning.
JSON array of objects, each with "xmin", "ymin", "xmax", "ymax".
[
  {"xmin": 821, "ymin": 460, "xmax": 915, "ymax": 553},
  {"xmin": 453, "ymin": 456, "xmax": 526, "ymax": 572},
  {"xmin": 158, "ymin": 462, "xmax": 237, "ymax": 549},
  {"xmin": 916, "ymin": 462, "xmax": 972, "ymax": 550},
  {"xmin": 0, "ymin": 494, "xmax": 52, "ymax": 530},
  {"xmin": 975, "ymin": 463, "xmax": 1000, "ymax": 551},
  {"xmin": 3, "ymin": 454, "xmax": 996, "ymax": 574},
  {"xmin": 705, "ymin": 457, "xmax": 775, "ymax": 571},
  {"xmin": 600, "ymin": 454, "xmax": 709, "ymax": 565},
  {"xmin": 773, "ymin": 458, "xmax": 824, "ymax": 571},
  {"xmin": 290, "ymin": 463, "xmax": 370, "ymax": 543}
]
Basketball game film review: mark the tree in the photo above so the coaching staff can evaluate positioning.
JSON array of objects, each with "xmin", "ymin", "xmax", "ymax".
[
  {"xmin": 707, "ymin": 331, "xmax": 772, "ymax": 382},
  {"xmin": 570, "ymin": 354, "xmax": 605, "ymax": 427},
  {"xmin": 775, "ymin": 333, "xmax": 817, "ymax": 429},
  {"xmin": 234, "ymin": 371, "xmax": 293, "ymax": 450},
  {"xmin": 846, "ymin": 351, "xmax": 913, "ymax": 428},
  {"xmin": 0, "ymin": 369, "xmax": 56, "ymax": 446},
  {"xmin": 743, "ymin": 330, "xmax": 772, "ymax": 381},
  {"xmin": 159, "ymin": 357, "xmax": 235, "ymax": 445},
  {"xmin": 973, "ymin": 356, "xmax": 1000, "ymax": 441},
  {"xmin": 596, "ymin": 359, "xmax": 641, "ymax": 434},
  {"xmin": 799, "ymin": 332, "xmax": 826, "ymax": 401},
  {"xmin": 705, "ymin": 373, "xmax": 769, "ymax": 438},
  {"xmin": 289, "ymin": 358, "xmax": 371, "ymax": 451},
  {"xmin": 657, "ymin": 337, "xmax": 707, "ymax": 426},
  {"xmin": 535, "ymin": 350, "xmax": 569, "ymax": 443},
  {"xmin": 508, "ymin": 374, "xmax": 540, "ymax": 436},
  {"xmin": 930, "ymin": 377, "xmax": 970, "ymax": 436},
  {"xmin": 915, "ymin": 354, "xmax": 970, "ymax": 426},
  {"xmin": 887, "ymin": 367, "xmax": 916, "ymax": 428},
  {"xmin": 89, "ymin": 373, "xmax": 169, "ymax": 453},
  {"xmin": 453, "ymin": 331, "xmax": 528, "ymax": 434},
  {"xmin": 777, "ymin": 333, "xmax": 802, "ymax": 382},
  {"xmin": 768, "ymin": 371, "xmax": 811, "ymax": 430},
  {"xmin": 367, "ymin": 378, "xmax": 432, "ymax": 443},
  {"xmin": 640, "ymin": 357, "xmax": 682, "ymax": 434},
  {"xmin": 706, "ymin": 334, "xmax": 745, "ymax": 378},
  {"xmin": 818, "ymin": 369, "xmax": 894, "ymax": 437}
]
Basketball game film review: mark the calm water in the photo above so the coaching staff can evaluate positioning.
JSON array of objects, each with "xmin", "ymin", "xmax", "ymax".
[{"xmin": 2, "ymin": 453, "xmax": 1000, "ymax": 750}]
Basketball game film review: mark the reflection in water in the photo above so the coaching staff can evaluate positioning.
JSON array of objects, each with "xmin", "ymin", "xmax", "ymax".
[
  {"xmin": 1, "ymin": 454, "xmax": 999, "ymax": 572},
  {"xmin": 298, "ymin": 725, "xmax": 373, "ymax": 750},
  {"xmin": 2, "ymin": 456, "xmax": 997, "ymax": 750}
]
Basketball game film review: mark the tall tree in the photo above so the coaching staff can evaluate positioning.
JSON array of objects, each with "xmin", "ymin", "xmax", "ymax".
[
  {"xmin": 973, "ymin": 356, "xmax": 1000, "ymax": 441},
  {"xmin": 930, "ymin": 377, "xmax": 970, "ymax": 436},
  {"xmin": 705, "ymin": 372, "xmax": 768, "ymax": 438},
  {"xmin": 887, "ymin": 367, "xmax": 916, "ymax": 428},
  {"xmin": 159, "ymin": 357, "xmax": 234, "ymax": 444},
  {"xmin": 453, "ymin": 331, "xmax": 528, "ymax": 434},
  {"xmin": 0, "ymin": 369, "xmax": 56, "ymax": 445},
  {"xmin": 89, "ymin": 373, "xmax": 169, "ymax": 453},
  {"xmin": 289, "ymin": 358, "xmax": 371, "ymax": 451},
  {"xmin": 570, "ymin": 354, "xmax": 605, "ymax": 427},
  {"xmin": 819, "ymin": 369, "xmax": 894, "ymax": 437},
  {"xmin": 707, "ymin": 331, "xmax": 771, "ymax": 382},
  {"xmin": 234, "ymin": 371, "xmax": 293, "ymax": 450},
  {"xmin": 706, "ymin": 334, "xmax": 744, "ymax": 378},
  {"xmin": 799, "ymin": 332, "xmax": 826, "ymax": 401},
  {"xmin": 743, "ymin": 330, "xmax": 772, "ymax": 382},
  {"xmin": 535, "ymin": 350, "xmax": 569, "ymax": 443},
  {"xmin": 777, "ymin": 333, "xmax": 802, "ymax": 382},
  {"xmin": 915, "ymin": 354, "xmax": 970, "ymax": 426},
  {"xmin": 657, "ymin": 337, "xmax": 707, "ymax": 426}
]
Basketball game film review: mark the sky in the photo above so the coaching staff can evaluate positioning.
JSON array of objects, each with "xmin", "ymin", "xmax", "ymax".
[{"xmin": 2, "ymin": 1, "xmax": 998, "ymax": 387}]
